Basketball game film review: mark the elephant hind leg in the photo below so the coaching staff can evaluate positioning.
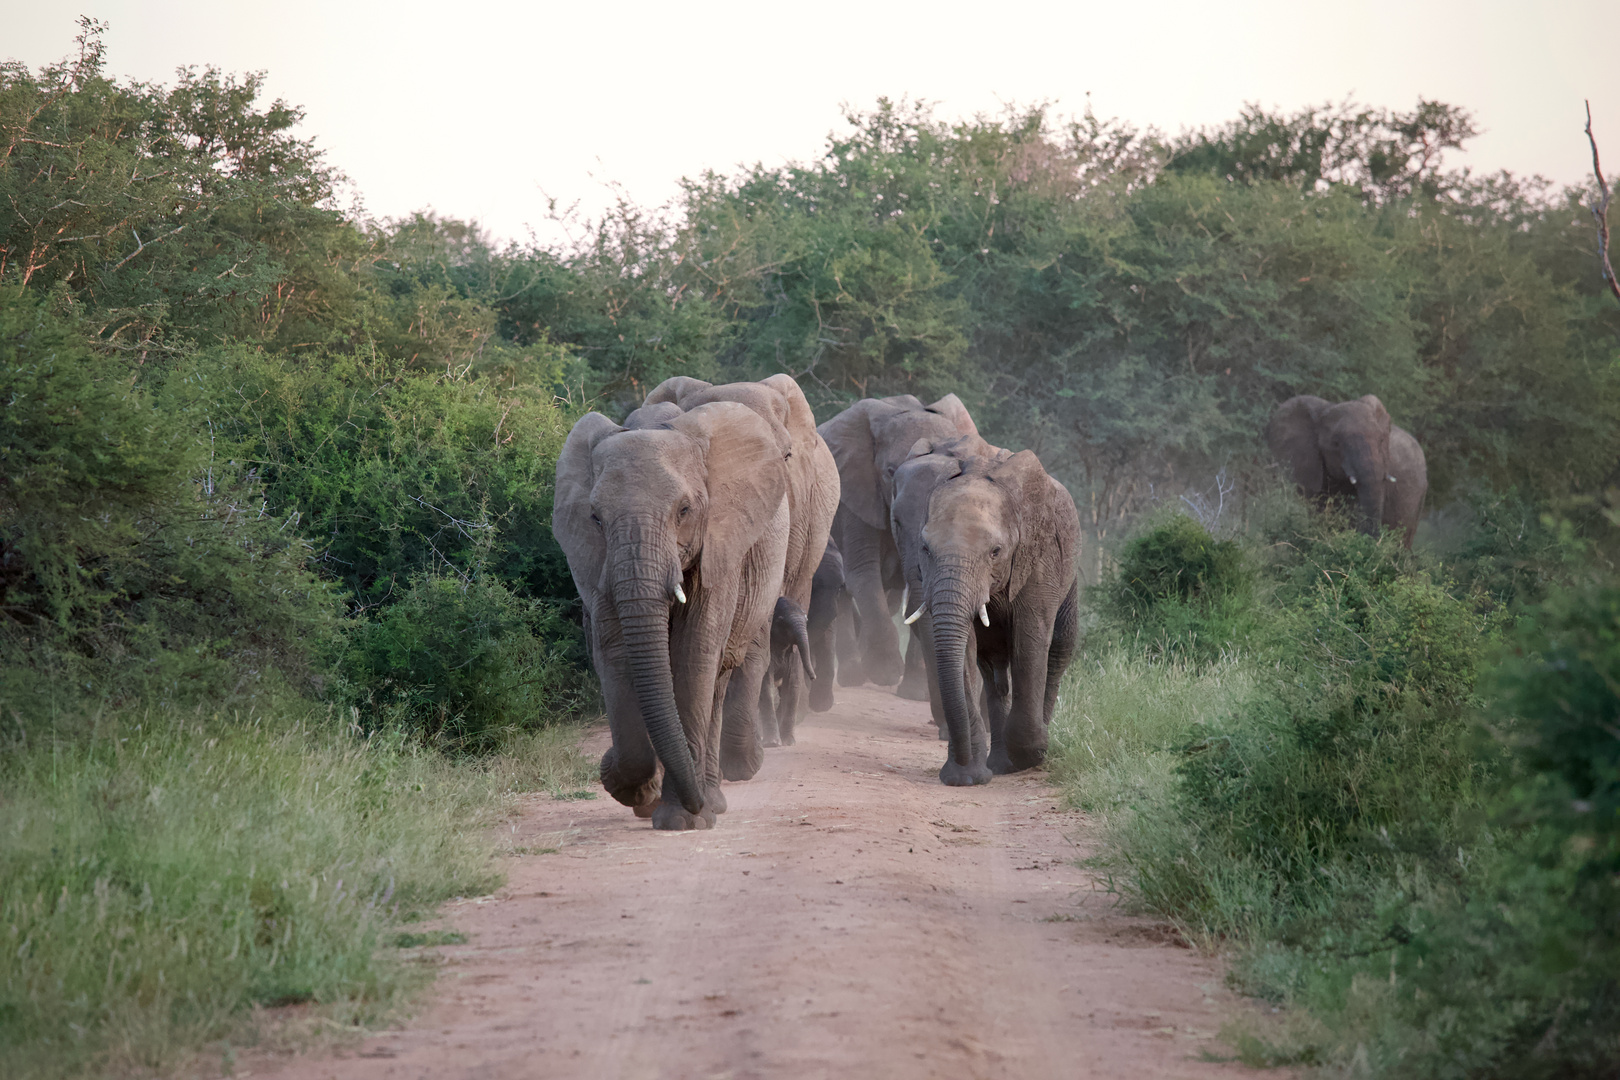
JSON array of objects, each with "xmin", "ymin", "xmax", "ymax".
[
  {"xmin": 601, "ymin": 745, "xmax": 659, "ymax": 809},
  {"xmin": 721, "ymin": 638, "xmax": 767, "ymax": 781}
]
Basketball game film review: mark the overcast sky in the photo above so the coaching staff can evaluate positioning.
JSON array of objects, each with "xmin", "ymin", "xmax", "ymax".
[{"xmin": 8, "ymin": 1, "xmax": 1611, "ymax": 245}]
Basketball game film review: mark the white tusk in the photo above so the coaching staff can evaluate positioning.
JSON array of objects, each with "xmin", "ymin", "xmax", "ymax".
[
  {"xmin": 1348, "ymin": 476, "xmax": 1358, "ymax": 485},
  {"xmin": 673, "ymin": 584, "xmax": 687, "ymax": 604},
  {"xmin": 900, "ymin": 585, "xmax": 909, "ymax": 617},
  {"xmin": 979, "ymin": 604, "xmax": 990, "ymax": 627},
  {"xmin": 904, "ymin": 604, "xmax": 925, "ymax": 625},
  {"xmin": 1387, "ymin": 474, "xmax": 1397, "ymax": 483}
]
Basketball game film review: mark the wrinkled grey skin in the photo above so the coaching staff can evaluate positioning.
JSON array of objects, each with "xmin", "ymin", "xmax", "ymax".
[
  {"xmin": 553, "ymin": 402, "xmax": 791, "ymax": 830},
  {"xmin": 817, "ymin": 395, "xmax": 992, "ymax": 689},
  {"xmin": 895, "ymin": 446, "xmax": 1081, "ymax": 786},
  {"xmin": 760, "ymin": 597, "xmax": 815, "ymax": 746},
  {"xmin": 1266, "ymin": 394, "xmax": 1428, "ymax": 547},
  {"xmin": 805, "ymin": 541, "xmax": 845, "ymax": 713},
  {"xmin": 631, "ymin": 376, "xmax": 839, "ymax": 776}
]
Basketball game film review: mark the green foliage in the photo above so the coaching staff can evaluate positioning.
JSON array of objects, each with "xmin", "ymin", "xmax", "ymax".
[
  {"xmin": 178, "ymin": 347, "xmax": 578, "ymax": 607},
  {"xmin": 336, "ymin": 574, "xmax": 592, "ymax": 747},
  {"xmin": 0, "ymin": 287, "xmax": 341, "ymax": 713},
  {"xmin": 0, "ymin": 709, "xmax": 506, "ymax": 1078},
  {"xmin": 1095, "ymin": 513, "xmax": 1252, "ymax": 661}
]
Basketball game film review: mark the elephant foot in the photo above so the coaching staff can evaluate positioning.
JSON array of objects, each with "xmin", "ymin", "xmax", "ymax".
[
  {"xmin": 706, "ymin": 785, "xmax": 728, "ymax": 814},
  {"xmin": 936, "ymin": 724, "xmax": 948, "ymax": 741},
  {"xmin": 895, "ymin": 673, "xmax": 931, "ymax": 701},
  {"xmin": 632, "ymin": 802, "xmax": 656, "ymax": 819},
  {"xmin": 836, "ymin": 665, "xmax": 867, "ymax": 688},
  {"xmin": 600, "ymin": 747, "xmax": 659, "ymax": 809},
  {"xmin": 721, "ymin": 741, "xmax": 764, "ymax": 782},
  {"xmin": 866, "ymin": 656, "xmax": 905, "ymax": 687},
  {"xmin": 650, "ymin": 800, "xmax": 715, "ymax": 831},
  {"xmin": 777, "ymin": 729, "xmax": 796, "ymax": 747},
  {"xmin": 760, "ymin": 731, "xmax": 781, "ymax": 749},
  {"xmin": 991, "ymin": 744, "xmax": 1047, "ymax": 774},
  {"xmin": 808, "ymin": 684, "xmax": 835, "ymax": 712},
  {"xmin": 939, "ymin": 759, "xmax": 993, "ymax": 787}
]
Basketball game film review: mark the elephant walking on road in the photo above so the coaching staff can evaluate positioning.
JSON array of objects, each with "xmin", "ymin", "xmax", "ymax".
[
  {"xmin": 894, "ymin": 443, "xmax": 1081, "ymax": 786},
  {"xmin": 552, "ymin": 402, "xmax": 792, "ymax": 831},
  {"xmin": 1266, "ymin": 394, "xmax": 1428, "ymax": 547},
  {"xmin": 817, "ymin": 394, "xmax": 994, "ymax": 693},
  {"xmin": 761, "ymin": 597, "xmax": 814, "ymax": 746},
  {"xmin": 631, "ymin": 376, "xmax": 839, "ymax": 779}
]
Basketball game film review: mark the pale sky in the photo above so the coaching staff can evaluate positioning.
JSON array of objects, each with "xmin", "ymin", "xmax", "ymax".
[{"xmin": 6, "ymin": 1, "xmax": 1611, "ymax": 245}]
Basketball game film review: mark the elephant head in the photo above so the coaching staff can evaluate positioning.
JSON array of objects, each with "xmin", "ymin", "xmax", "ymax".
[
  {"xmin": 817, "ymin": 394, "xmax": 991, "ymax": 685},
  {"xmin": 913, "ymin": 450, "xmax": 1078, "ymax": 785},
  {"xmin": 1267, "ymin": 394, "xmax": 1426, "ymax": 545},
  {"xmin": 769, "ymin": 596, "xmax": 814, "ymax": 682},
  {"xmin": 553, "ymin": 401, "xmax": 790, "ymax": 823}
]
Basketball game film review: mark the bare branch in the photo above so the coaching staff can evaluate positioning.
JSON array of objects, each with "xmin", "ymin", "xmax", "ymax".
[{"xmin": 1585, "ymin": 100, "xmax": 1620, "ymax": 306}]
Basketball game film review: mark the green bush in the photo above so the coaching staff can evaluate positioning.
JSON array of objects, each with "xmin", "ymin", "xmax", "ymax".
[
  {"xmin": 336, "ymin": 573, "xmax": 592, "ymax": 747},
  {"xmin": 1098, "ymin": 512, "xmax": 1254, "ymax": 662}
]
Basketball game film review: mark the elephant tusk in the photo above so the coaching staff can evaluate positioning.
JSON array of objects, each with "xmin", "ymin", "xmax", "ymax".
[
  {"xmin": 673, "ymin": 583, "xmax": 687, "ymax": 604},
  {"xmin": 900, "ymin": 585, "xmax": 908, "ymax": 617},
  {"xmin": 979, "ymin": 604, "xmax": 990, "ymax": 627},
  {"xmin": 904, "ymin": 603, "xmax": 926, "ymax": 625},
  {"xmin": 1387, "ymin": 474, "xmax": 1397, "ymax": 483},
  {"xmin": 1348, "ymin": 476, "xmax": 1358, "ymax": 485}
]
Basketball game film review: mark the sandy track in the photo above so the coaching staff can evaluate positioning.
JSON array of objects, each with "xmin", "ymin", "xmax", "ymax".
[{"xmin": 253, "ymin": 687, "xmax": 1266, "ymax": 1080}]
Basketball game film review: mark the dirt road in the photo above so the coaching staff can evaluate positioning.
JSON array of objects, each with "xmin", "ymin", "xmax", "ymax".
[{"xmin": 255, "ymin": 686, "xmax": 1265, "ymax": 1080}]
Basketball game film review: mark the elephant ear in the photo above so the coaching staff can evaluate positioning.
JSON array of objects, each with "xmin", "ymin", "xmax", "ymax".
[
  {"xmin": 553, "ymin": 412, "xmax": 623, "ymax": 595},
  {"xmin": 677, "ymin": 401, "xmax": 791, "ymax": 584},
  {"xmin": 759, "ymin": 374, "xmax": 820, "ymax": 450},
  {"xmin": 643, "ymin": 376, "xmax": 713, "ymax": 409},
  {"xmin": 989, "ymin": 450, "xmax": 1078, "ymax": 593},
  {"xmin": 1266, "ymin": 395, "xmax": 1329, "ymax": 495},
  {"xmin": 906, "ymin": 436, "xmax": 937, "ymax": 462},
  {"xmin": 819, "ymin": 399, "xmax": 893, "ymax": 530},
  {"xmin": 925, "ymin": 393, "xmax": 981, "ymax": 439},
  {"xmin": 1356, "ymin": 394, "xmax": 1392, "ymax": 441}
]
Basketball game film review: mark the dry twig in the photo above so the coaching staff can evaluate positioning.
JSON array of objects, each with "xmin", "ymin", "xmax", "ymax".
[{"xmin": 1585, "ymin": 100, "xmax": 1620, "ymax": 305}]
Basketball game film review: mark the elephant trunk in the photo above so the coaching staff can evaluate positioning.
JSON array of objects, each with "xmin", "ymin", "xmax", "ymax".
[
  {"xmin": 929, "ymin": 560, "xmax": 979, "ymax": 768},
  {"xmin": 785, "ymin": 601, "xmax": 815, "ymax": 680},
  {"xmin": 1343, "ymin": 438, "xmax": 1387, "ymax": 537},
  {"xmin": 611, "ymin": 530, "xmax": 703, "ymax": 815}
]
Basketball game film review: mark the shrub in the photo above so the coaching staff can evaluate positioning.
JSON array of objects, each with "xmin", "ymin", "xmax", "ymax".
[
  {"xmin": 336, "ymin": 573, "xmax": 592, "ymax": 748},
  {"xmin": 1098, "ymin": 512, "xmax": 1254, "ymax": 662}
]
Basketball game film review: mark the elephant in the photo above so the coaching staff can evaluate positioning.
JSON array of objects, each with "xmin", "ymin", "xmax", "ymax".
[
  {"xmin": 898, "ymin": 445, "xmax": 1081, "ymax": 786},
  {"xmin": 632, "ymin": 375, "xmax": 839, "ymax": 776},
  {"xmin": 552, "ymin": 401, "xmax": 792, "ymax": 830},
  {"xmin": 805, "ymin": 539, "xmax": 844, "ymax": 713},
  {"xmin": 1266, "ymin": 394, "xmax": 1428, "ymax": 547},
  {"xmin": 760, "ymin": 597, "xmax": 815, "ymax": 746},
  {"xmin": 817, "ymin": 394, "xmax": 994, "ymax": 691}
]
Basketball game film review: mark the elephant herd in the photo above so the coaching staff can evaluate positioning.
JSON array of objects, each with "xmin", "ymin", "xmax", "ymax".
[{"xmin": 554, "ymin": 377, "xmax": 1426, "ymax": 830}]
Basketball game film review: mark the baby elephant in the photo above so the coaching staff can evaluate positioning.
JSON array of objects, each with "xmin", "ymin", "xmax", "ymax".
[{"xmin": 760, "ymin": 597, "xmax": 815, "ymax": 747}]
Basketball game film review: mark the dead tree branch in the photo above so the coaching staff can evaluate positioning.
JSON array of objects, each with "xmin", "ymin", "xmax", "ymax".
[{"xmin": 1585, "ymin": 100, "xmax": 1620, "ymax": 306}]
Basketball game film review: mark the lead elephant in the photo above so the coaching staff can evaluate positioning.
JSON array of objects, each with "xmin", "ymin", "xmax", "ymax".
[
  {"xmin": 900, "ymin": 447, "xmax": 1081, "ymax": 786},
  {"xmin": 817, "ymin": 394, "xmax": 993, "ymax": 690},
  {"xmin": 633, "ymin": 375, "xmax": 839, "ymax": 776},
  {"xmin": 1265, "ymin": 394, "xmax": 1428, "ymax": 546},
  {"xmin": 552, "ymin": 402, "xmax": 791, "ymax": 830}
]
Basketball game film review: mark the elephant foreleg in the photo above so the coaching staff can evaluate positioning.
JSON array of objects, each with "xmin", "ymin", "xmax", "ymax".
[
  {"xmin": 1043, "ymin": 581, "xmax": 1079, "ymax": 725},
  {"xmin": 833, "ymin": 593, "xmax": 865, "ymax": 687},
  {"xmin": 841, "ymin": 520, "xmax": 905, "ymax": 685},
  {"xmin": 777, "ymin": 653, "xmax": 803, "ymax": 745},
  {"xmin": 720, "ymin": 635, "xmax": 768, "ymax": 781},
  {"xmin": 896, "ymin": 621, "xmax": 931, "ymax": 701},
  {"xmin": 994, "ymin": 620, "xmax": 1056, "ymax": 774}
]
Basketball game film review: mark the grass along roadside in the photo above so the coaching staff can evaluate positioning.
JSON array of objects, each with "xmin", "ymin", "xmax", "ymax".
[{"xmin": 0, "ymin": 708, "xmax": 593, "ymax": 1079}]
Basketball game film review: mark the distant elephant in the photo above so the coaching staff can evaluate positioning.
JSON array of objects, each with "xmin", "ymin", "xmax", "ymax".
[
  {"xmin": 899, "ymin": 445, "xmax": 1081, "ymax": 786},
  {"xmin": 631, "ymin": 375, "xmax": 839, "ymax": 776},
  {"xmin": 817, "ymin": 395, "xmax": 994, "ymax": 690},
  {"xmin": 805, "ymin": 540, "xmax": 844, "ymax": 713},
  {"xmin": 1266, "ymin": 394, "xmax": 1428, "ymax": 547},
  {"xmin": 552, "ymin": 402, "xmax": 791, "ymax": 830},
  {"xmin": 761, "ymin": 597, "xmax": 815, "ymax": 745}
]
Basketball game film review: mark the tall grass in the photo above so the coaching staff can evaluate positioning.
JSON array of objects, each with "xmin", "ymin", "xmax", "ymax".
[{"xmin": 0, "ymin": 707, "xmax": 591, "ymax": 1078}]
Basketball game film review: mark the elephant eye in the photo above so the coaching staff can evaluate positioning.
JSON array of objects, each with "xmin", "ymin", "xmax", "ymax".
[
  {"xmin": 920, "ymin": 543, "xmax": 930, "ymax": 556},
  {"xmin": 991, "ymin": 546, "xmax": 1002, "ymax": 558},
  {"xmin": 678, "ymin": 504, "xmax": 691, "ymax": 519},
  {"xmin": 589, "ymin": 511, "xmax": 601, "ymax": 526}
]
